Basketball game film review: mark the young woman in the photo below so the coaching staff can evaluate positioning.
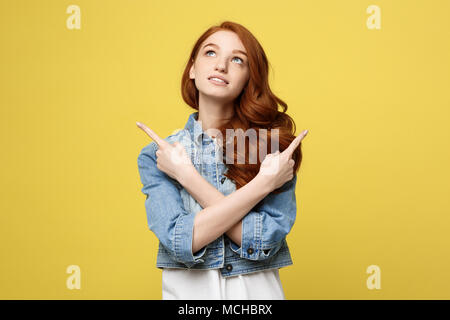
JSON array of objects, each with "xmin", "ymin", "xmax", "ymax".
[{"xmin": 137, "ymin": 21, "xmax": 308, "ymax": 300}]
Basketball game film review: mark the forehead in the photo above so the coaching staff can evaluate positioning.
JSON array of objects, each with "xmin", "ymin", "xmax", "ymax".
[{"xmin": 202, "ymin": 30, "xmax": 246, "ymax": 52}]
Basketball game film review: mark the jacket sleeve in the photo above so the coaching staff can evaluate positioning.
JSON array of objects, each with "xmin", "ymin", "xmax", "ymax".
[
  {"xmin": 229, "ymin": 174, "xmax": 298, "ymax": 261},
  {"xmin": 137, "ymin": 142, "xmax": 207, "ymax": 268}
]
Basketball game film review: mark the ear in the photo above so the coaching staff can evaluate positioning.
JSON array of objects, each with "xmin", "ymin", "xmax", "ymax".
[{"xmin": 189, "ymin": 63, "xmax": 195, "ymax": 79}]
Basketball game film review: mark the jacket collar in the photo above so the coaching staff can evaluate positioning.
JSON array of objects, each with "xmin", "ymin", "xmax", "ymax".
[{"xmin": 184, "ymin": 111, "xmax": 207, "ymax": 145}]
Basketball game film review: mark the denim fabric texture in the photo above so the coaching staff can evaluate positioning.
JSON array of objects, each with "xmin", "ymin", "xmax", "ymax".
[{"xmin": 137, "ymin": 112, "xmax": 298, "ymax": 277}]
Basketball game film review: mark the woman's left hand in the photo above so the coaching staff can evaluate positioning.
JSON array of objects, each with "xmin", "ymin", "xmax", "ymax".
[{"xmin": 136, "ymin": 121, "xmax": 194, "ymax": 181}]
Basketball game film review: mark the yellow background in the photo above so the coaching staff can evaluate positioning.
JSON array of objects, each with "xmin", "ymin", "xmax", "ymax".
[{"xmin": 1, "ymin": 0, "xmax": 449, "ymax": 299}]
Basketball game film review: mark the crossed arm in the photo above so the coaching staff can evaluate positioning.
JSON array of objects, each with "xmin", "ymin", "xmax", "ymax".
[
  {"xmin": 137, "ymin": 143, "xmax": 299, "ymax": 266},
  {"xmin": 177, "ymin": 167, "xmax": 244, "ymax": 247}
]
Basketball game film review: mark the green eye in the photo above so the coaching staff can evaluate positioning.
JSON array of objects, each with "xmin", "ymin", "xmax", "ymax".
[
  {"xmin": 206, "ymin": 50, "xmax": 244, "ymax": 64},
  {"xmin": 232, "ymin": 57, "xmax": 243, "ymax": 64}
]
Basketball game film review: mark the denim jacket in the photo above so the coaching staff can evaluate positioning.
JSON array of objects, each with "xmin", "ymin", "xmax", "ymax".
[{"xmin": 137, "ymin": 112, "xmax": 298, "ymax": 278}]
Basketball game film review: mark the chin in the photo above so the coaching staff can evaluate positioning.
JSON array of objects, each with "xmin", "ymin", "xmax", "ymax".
[{"xmin": 200, "ymin": 87, "xmax": 233, "ymax": 98}]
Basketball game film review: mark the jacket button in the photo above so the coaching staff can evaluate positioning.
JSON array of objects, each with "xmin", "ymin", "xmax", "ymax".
[
  {"xmin": 247, "ymin": 248, "xmax": 254, "ymax": 255},
  {"xmin": 225, "ymin": 264, "xmax": 233, "ymax": 271},
  {"xmin": 221, "ymin": 177, "xmax": 226, "ymax": 184}
]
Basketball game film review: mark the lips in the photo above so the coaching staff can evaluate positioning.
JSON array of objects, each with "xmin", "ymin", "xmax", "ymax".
[
  {"xmin": 208, "ymin": 75, "xmax": 229, "ymax": 84},
  {"xmin": 209, "ymin": 78, "xmax": 228, "ymax": 86}
]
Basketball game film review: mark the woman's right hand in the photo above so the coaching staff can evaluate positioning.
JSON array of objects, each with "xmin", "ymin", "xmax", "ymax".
[
  {"xmin": 257, "ymin": 130, "xmax": 308, "ymax": 191},
  {"xmin": 136, "ymin": 121, "xmax": 194, "ymax": 182}
]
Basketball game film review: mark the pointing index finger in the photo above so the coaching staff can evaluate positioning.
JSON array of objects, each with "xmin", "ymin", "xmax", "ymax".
[
  {"xmin": 282, "ymin": 130, "xmax": 308, "ymax": 157},
  {"xmin": 136, "ymin": 121, "xmax": 169, "ymax": 148}
]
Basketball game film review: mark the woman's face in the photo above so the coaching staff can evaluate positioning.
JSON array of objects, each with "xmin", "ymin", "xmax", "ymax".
[{"xmin": 190, "ymin": 30, "xmax": 250, "ymax": 103}]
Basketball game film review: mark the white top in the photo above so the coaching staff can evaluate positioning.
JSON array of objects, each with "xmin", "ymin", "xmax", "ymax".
[{"xmin": 162, "ymin": 268, "xmax": 285, "ymax": 300}]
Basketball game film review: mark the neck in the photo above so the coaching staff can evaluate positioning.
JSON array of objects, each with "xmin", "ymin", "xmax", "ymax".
[{"xmin": 197, "ymin": 93, "xmax": 235, "ymax": 138}]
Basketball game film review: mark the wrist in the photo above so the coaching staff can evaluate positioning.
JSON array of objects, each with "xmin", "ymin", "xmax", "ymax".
[
  {"xmin": 253, "ymin": 173, "xmax": 274, "ymax": 195},
  {"xmin": 177, "ymin": 164, "xmax": 197, "ymax": 186}
]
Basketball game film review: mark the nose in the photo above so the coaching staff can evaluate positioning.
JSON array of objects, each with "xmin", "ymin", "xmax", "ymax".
[
  {"xmin": 215, "ymin": 58, "xmax": 227, "ymax": 73},
  {"xmin": 215, "ymin": 64, "xmax": 225, "ymax": 72}
]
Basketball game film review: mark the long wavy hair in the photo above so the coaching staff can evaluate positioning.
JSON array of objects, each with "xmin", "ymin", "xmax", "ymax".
[{"xmin": 181, "ymin": 21, "xmax": 302, "ymax": 194}]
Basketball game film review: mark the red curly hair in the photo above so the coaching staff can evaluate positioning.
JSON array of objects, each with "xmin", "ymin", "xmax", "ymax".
[{"xmin": 181, "ymin": 21, "xmax": 302, "ymax": 194}]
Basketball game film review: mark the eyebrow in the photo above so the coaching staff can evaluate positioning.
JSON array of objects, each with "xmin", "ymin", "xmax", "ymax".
[{"xmin": 202, "ymin": 42, "xmax": 247, "ymax": 57}]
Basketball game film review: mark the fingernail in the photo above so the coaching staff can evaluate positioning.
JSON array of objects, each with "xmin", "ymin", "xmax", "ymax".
[
  {"xmin": 304, "ymin": 130, "xmax": 308, "ymax": 135},
  {"xmin": 136, "ymin": 122, "xmax": 141, "ymax": 126}
]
